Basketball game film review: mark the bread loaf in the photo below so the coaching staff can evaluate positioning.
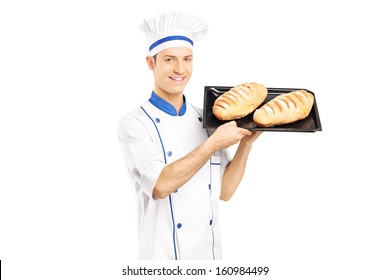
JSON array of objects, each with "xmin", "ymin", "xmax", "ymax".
[
  {"xmin": 253, "ymin": 90, "xmax": 314, "ymax": 127},
  {"xmin": 213, "ymin": 82, "xmax": 268, "ymax": 121}
]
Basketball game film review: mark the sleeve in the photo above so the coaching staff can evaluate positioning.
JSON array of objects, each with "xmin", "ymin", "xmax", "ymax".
[{"xmin": 118, "ymin": 113, "xmax": 165, "ymax": 199}]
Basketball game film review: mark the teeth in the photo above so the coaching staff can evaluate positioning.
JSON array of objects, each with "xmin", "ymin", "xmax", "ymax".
[{"xmin": 171, "ymin": 77, "xmax": 184, "ymax": 81}]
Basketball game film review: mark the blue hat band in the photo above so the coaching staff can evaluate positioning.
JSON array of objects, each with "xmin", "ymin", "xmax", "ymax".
[{"xmin": 149, "ymin": 35, "xmax": 193, "ymax": 53}]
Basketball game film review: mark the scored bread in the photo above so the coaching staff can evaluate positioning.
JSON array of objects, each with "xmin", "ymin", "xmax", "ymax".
[
  {"xmin": 253, "ymin": 89, "xmax": 314, "ymax": 127},
  {"xmin": 212, "ymin": 82, "xmax": 268, "ymax": 121}
]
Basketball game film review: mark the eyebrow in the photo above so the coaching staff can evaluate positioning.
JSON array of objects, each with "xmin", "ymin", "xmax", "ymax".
[{"xmin": 163, "ymin": 55, "xmax": 193, "ymax": 59}]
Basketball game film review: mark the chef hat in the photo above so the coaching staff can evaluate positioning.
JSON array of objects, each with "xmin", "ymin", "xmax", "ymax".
[{"xmin": 140, "ymin": 12, "xmax": 208, "ymax": 56}]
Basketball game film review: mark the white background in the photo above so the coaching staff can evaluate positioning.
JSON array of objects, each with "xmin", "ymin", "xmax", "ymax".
[{"xmin": 1, "ymin": 0, "xmax": 389, "ymax": 279}]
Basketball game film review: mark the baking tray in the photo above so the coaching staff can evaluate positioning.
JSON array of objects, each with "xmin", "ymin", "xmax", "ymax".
[{"xmin": 203, "ymin": 86, "xmax": 322, "ymax": 132}]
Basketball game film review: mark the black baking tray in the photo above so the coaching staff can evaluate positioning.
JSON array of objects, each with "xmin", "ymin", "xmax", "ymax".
[{"xmin": 203, "ymin": 86, "xmax": 322, "ymax": 132}]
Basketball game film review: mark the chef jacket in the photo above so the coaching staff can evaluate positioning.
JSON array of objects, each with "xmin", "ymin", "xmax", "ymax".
[{"xmin": 118, "ymin": 92, "xmax": 230, "ymax": 260}]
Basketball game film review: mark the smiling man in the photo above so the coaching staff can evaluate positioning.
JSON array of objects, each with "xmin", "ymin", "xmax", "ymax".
[{"xmin": 118, "ymin": 12, "xmax": 261, "ymax": 260}]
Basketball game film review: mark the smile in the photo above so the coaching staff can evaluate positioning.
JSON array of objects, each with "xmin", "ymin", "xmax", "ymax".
[{"xmin": 170, "ymin": 77, "xmax": 185, "ymax": 81}]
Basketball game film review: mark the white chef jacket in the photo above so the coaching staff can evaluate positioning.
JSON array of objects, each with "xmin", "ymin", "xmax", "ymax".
[{"xmin": 118, "ymin": 92, "xmax": 230, "ymax": 260}]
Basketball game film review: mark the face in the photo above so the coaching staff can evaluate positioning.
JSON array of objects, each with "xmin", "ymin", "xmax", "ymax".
[{"xmin": 147, "ymin": 47, "xmax": 193, "ymax": 99}]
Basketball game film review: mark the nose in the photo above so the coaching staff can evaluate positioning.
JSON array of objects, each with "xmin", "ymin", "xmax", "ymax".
[{"xmin": 174, "ymin": 60, "xmax": 185, "ymax": 74}]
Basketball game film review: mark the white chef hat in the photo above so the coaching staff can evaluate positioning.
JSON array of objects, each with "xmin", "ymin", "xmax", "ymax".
[{"xmin": 140, "ymin": 12, "xmax": 208, "ymax": 56}]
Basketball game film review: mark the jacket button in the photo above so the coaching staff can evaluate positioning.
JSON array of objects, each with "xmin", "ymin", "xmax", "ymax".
[
  {"xmin": 167, "ymin": 151, "xmax": 173, "ymax": 157},
  {"xmin": 210, "ymin": 220, "xmax": 213, "ymax": 225},
  {"xmin": 177, "ymin": 223, "xmax": 182, "ymax": 229},
  {"xmin": 155, "ymin": 118, "xmax": 160, "ymax": 123},
  {"xmin": 198, "ymin": 117, "xmax": 203, "ymax": 122}
]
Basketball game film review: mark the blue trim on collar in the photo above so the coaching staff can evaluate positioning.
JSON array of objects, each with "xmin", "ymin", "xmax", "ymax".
[{"xmin": 149, "ymin": 92, "xmax": 187, "ymax": 116}]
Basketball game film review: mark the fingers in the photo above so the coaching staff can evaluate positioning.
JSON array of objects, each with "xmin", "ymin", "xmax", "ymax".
[
  {"xmin": 221, "ymin": 121, "xmax": 251, "ymax": 137},
  {"xmin": 240, "ymin": 130, "xmax": 263, "ymax": 145},
  {"xmin": 240, "ymin": 128, "xmax": 252, "ymax": 137}
]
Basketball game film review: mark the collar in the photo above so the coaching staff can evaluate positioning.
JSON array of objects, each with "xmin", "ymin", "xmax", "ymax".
[{"xmin": 149, "ymin": 91, "xmax": 187, "ymax": 116}]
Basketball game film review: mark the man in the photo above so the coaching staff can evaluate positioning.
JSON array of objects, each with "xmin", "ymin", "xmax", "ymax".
[{"xmin": 118, "ymin": 12, "xmax": 261, "ymax": 260}]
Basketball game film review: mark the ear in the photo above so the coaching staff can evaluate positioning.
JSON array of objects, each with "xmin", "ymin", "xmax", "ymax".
[{"xmin": 146, "ymin": 55, "xmax": 155, "ymax": 70}]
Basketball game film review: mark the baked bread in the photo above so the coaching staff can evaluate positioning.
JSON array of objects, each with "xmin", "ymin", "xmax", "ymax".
[
  {"xmin": 213, "ymin": 82, "xmax": 268, "ymax": 121},
  {"xmin": 253, "ymin": 90, "xmax": 314, "ymax": 127}
]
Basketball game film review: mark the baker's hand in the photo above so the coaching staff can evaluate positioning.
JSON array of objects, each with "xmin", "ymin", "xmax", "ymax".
[
  {"xmin": 240, "ymin": 130, "xmax": 263, "ymax": 146},
  {"xmin": 208, "ymin": 121, "xmax": 252, "ymax": 150}
]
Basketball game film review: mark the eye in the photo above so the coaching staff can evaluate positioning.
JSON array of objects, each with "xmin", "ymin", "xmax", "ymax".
[{"xmin": 185, "ymin": 57, "xmax": 192, "ymax": 62}]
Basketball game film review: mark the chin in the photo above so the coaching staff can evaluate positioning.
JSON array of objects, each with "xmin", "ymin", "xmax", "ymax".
[{"xmin": 170, "ymin": 84, "xmax": 187, "ymax": 94}]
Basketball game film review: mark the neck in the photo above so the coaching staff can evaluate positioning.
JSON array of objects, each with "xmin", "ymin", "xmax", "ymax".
[{"xmin": 154, "ymin": 91, "xmax": 184, "ymax": 115}]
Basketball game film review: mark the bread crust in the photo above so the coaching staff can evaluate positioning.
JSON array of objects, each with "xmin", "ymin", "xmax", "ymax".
[
  {"xmin": 253, "ymin": 90, "xmax": 314, "ymax": 127},
  {"xmin": 212, "ymin": 82, "xmax": 268, "ymax": 120}
]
